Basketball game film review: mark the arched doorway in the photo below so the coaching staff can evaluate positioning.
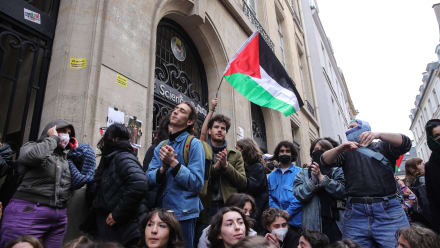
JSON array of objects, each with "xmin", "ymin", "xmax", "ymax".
[
  {"xmin": 251, "ymin": 103, "xmax": 268, "ymax": 153},
  {"xmin": 153, "ymin": 18, "xmax": 208, "ymax": 135}
]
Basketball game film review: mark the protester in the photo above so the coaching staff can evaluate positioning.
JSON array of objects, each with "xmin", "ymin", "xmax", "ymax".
[
  {"xmin": 268, "ymin": 141, "xmax": 302, "ymax": 231},
  {"xmin": 262, "ymin": 208, "xmax": 301, "ymax": 248},
  {"xmin": 68, "ymin": 143, "xmax": 96, "ymax": 190},
  {"xmin": 200, "ymin": 112, "xmax": 246, "ymax": 216},
  {"xmin": 298, "ymin": 230, "xmax": 329, "ymax": 248},
  {"xmin": 138, "ymin": 209, "xmax": 185, "ymax": 248},
  {"xmin": 91, "ymin": 123, "xmax": 148, "ymax": 247},
  {"xmin": 424, "ymin": 119, "xmax": 440, "ymax": 232},
  {"xmin": 236, "ymin": 138, "xmax": 269, "ymax": 232},
  {"xmin": 294, "ymin": 138, "xmax": 345, "ymax": 242},
  {"xmin": 4, "ymin": 235, "xmax": 44, "ymax": 248},
  {"xmin": 207, "ymin": 206, "xmax": 251, "ymax": 248},
  {"xmin": 396, "ymin": 225, "xmax": 440, "ymax": 248},
  {"xmin": 143, "ymin": 114, "xmax": 170, "ymax": 171},
  {"xmin": 198, "ymin": 193, "xmax": 258, "ymax": 248},
  {"xmin": 322, "ymin": 119, "xmax": 411, "ymax": 247},
  {"xmin": 324, "ymin": 239, "xmax": 360, "ymax": 248},
  {"xmin": 232, "ymin": 236, "xmax": 276, "ymax": 248},
  {"xmin": 147, "ymin": 102, "xmax": 205, "ymax": 248},
  {"xmin": 0, "ymin": 119, "xmax": 77, "ymax": 248}
]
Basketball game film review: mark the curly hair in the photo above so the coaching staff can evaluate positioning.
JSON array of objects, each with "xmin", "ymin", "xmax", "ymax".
[
  {"xmin": 208, "ymin": 207, "xmax": 251, "ymax": 248},
  {"xmin": 324, "ymin": 239, "xmax": 361, "ymax": 248},
  {"xmin": 208, "ymin": 114, "xmax": 231, "ymax": 132},
  {"xmin": 138, "ymin": 209, "xmax": 185, "ymax": 248},
  {"xmin": 273, "ymin": 141, "xmax": 298, "ymax": 163},
  {"xmin": 261, "ymin": 208, "xmax": 289, "ymax": 230},
  {"xmin": 396, "ymin": 225, "xmax": 440, "ymax": 248},
  {"xmin": 236, "ymin": 138, "xmax": 262, "ymax": 166}
]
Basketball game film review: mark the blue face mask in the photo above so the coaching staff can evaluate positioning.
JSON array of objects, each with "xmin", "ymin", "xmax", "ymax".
[{"xmin": 345, "ymin": 120, "xmax": 371, "ymax": 143}]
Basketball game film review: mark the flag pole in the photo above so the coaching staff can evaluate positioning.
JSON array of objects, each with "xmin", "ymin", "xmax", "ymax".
[{"xmin": 215, "ymin": 76, "xmax": 225, "ymax": 98}]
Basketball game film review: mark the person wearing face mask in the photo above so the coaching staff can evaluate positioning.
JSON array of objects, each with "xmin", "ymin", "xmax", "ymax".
[
  {"xmin": 0, "ymin": 119, "xmax": 77, "ymax": 248},
  {"xmin": 294, "ymin": 138, "xmax": 345, "ymax": 243},
  {"xmin": 424, "ymin": 119, "xmax": 440, "ymax": 233},
  {"xmin": 91, "ymin": 123, "xmax": 148, "ymax": 247},
  {"xmin": 262, "ymin": 208, "xmax": 300, "ymax": 248},
  {"xmin": 267, "ymin": 141, "xmax": 302, "ymax": 232},
  {"xmin": 321, "ymin": 119, "xmax": 412, "ymax": 247}
]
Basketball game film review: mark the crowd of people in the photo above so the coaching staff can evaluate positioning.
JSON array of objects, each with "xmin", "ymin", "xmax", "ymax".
[{"xmin": 0, "ymin": 98, "xmax": 440, "ymax": 248}]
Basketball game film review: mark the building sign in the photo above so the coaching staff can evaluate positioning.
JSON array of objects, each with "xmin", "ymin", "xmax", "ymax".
[
  {"xmin": 154, "ymin": 80, "xmax": 207, "ymax": 118},
  {"xmin": 70, "ymin": 57, "xmax": 87, "ymax": 69},
  {"xmin": 116, "ymin": 74, "xmax": 128, "ymax": 87},
  {"xmin": 24, "ymin": 8, "xmax": 41, "ymax": 24}
]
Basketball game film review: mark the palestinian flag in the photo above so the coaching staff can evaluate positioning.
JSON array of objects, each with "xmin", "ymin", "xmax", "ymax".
[
  {"xmin": 224, "ymin": 32, "xmax": 303, "ymax": 116},
  {"xmin": 395, "ymin": 154, "xmax": 404, "ymax": 173}
]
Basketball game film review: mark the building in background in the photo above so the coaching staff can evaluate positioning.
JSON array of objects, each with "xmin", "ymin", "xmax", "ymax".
[
  {"xmin": 409, "ymin": 3, "xmax": 440, "ymax": 161},
  {"xmin": 300, "ymin": 0, "xmax": 357, "ymax": 144},
  {"xmin": 0, "ymin": 0, "xmax": 321, "ymax": 240}
]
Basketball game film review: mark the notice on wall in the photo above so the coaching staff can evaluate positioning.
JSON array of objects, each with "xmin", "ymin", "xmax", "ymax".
[
  {"xmin": 116, "ymin": 74, "xmax": 128, "ymax": 87},
  {"xmin": 237, "ymin": 126, "xmax": 244, "ymax": 140},
  {"xmin": 128, "ymin": 117, "xmax": 142, "ymax": 148},
  {"xmin": 24, "ymin": 8, "xmax": 41, "ymax": 24},
  {"xmin": 70, "ymin": 58, "xmax": 87, "ymax": 69},
  {"xmin": 107, "ymin": 107, "xmax": 125, "ymax": 127}
]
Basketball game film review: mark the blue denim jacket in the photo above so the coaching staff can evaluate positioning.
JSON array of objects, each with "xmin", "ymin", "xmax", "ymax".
[
  {"xmin": 147, "ymin": 131, "xmax": 205, "ymax": 221},
  {"xmin": 268, "ymin": 164, "xmax": 302, "ymax": 227},
  {"xmin": 293, "ymin": 167, "xmax": 345, "ymax": 232}
]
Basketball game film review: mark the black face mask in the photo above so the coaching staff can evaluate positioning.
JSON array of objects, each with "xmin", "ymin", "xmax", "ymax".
[
  {"xmin": 311, "ymin": 149, "xmax": 331, "ymax": 176},
  {"xmin": 278, "ymin": 154, "xmax": 291, "ymax": 164}
]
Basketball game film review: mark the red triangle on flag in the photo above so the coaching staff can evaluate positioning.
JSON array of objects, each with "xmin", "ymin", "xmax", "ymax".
[{"xmin": 224, "ymin": 33, "xmax": 261, "ymax": 79}]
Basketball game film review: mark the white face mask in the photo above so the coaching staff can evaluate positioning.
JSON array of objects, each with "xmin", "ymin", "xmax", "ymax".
[
  {"xmin": 58, "ymin": 133, "xmax": 70, "ymax": 148},
  {"xmin": 271, "ymin": 227, "xmax": 288, "ymax": 242}
]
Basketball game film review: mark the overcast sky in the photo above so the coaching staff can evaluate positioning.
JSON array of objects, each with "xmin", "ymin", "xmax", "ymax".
[{"xmin": 316, "ymin": 1, "xmax": 440, "ymax": 139}]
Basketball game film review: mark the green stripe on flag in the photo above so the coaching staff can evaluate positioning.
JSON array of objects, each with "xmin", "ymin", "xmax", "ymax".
[{"xmin": 225, "ymin": 73, "xmax": 297, "ymax": 116}]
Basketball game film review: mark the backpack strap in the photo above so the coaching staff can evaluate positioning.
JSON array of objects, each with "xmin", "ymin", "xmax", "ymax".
[
  {"xmin": 183, "ymin": 135, "xmax": 195, "ymax": 165},
  {"xmin": 356, "ymin": 147, "xmax": 394, "ymax": 173}
]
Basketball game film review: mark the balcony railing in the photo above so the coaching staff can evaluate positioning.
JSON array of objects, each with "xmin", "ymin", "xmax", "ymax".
[{"xmin": 242, "ymin": 0, "xmax": 275, "ymax": 51}]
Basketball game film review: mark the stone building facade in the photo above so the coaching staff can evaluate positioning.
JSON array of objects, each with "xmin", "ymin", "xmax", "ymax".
[
  {"xmin": 0, "ymin": 0, "xmax": 321, "ymax": 240},
  {"xmin": 300, "ymin": 0, "xmax": 357, "ymax": 143},
  {"xmin": 409, "ymin": 4, "xmax": 440, "ymax": 161}
]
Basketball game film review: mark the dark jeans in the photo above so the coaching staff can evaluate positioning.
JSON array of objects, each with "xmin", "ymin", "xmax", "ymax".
[
  {"xmin": 342, "ymin": 197, "xmax": 409, "ymax": 247},
  {"xmin": 180, "ymin": 218, "xmax": 197, "ymax": 248},
  {"xmin": 0, "ymin": 198, "xmax": 67, "ymax": 248}
]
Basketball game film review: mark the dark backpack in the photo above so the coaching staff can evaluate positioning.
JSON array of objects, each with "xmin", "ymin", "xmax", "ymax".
[{"xmin": 161, "ymin": 135, "xmax": 213, "ymax": 196}]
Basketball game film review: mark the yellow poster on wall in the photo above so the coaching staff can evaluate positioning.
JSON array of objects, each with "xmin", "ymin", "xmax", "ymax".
[
  {"xmin": 116, "ymin": 74, "xmax": 128, "ymax": 87},
  {"xmin": 70, "ymin": 58, "xmax": 87, "ymax": 69}
]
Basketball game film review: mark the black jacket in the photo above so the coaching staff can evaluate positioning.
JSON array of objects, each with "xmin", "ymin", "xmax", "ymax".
[
  {"xmin": 426, "ymin": 152, "xmax": 440, "ymax": 232},
  {"xmin": 245, "ymin": 162, "xmax": 269, "ymax": 232},
  {"xmin": 93, "ymin": 150, "xmax": 148, "ymax": 223}
]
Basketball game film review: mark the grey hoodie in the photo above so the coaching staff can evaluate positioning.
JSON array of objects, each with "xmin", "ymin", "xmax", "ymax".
[{"xmin": 14, "ymin": 119, "xmax": 75, "ymax": 208}]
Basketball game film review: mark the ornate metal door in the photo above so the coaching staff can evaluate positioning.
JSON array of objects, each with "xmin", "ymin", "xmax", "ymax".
[
  {"xmin": 251, "ymin": 103, "xmax": 268, "ymax": 153},
  {"xmin": 0, "ymin": 0, "xmax": 60, "ymax": 151},
  {"xmin": 153, "ymin": 19, "xmax": 208, "ymax": 134}
]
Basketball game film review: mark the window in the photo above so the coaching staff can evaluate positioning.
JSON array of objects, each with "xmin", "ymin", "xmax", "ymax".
[
  {"xmin": 277, "ymin": 17, "xmax": 286, "ymax": 67},
  {"xmin": 424, "ymin": 107, "xmax": 429, "ymax": 121},
  {"xmin": 428, "ymin": 98, "xmax": 434, "ymax": 115},
  {"xmin": 433, "ymin": 89, "xmax": 440, "ymax": 107}
]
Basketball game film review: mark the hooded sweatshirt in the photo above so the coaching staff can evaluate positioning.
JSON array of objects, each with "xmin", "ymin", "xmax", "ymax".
[{"xmin": 14, "ymin": 119, "xmax": 75, "ymax": 208}]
